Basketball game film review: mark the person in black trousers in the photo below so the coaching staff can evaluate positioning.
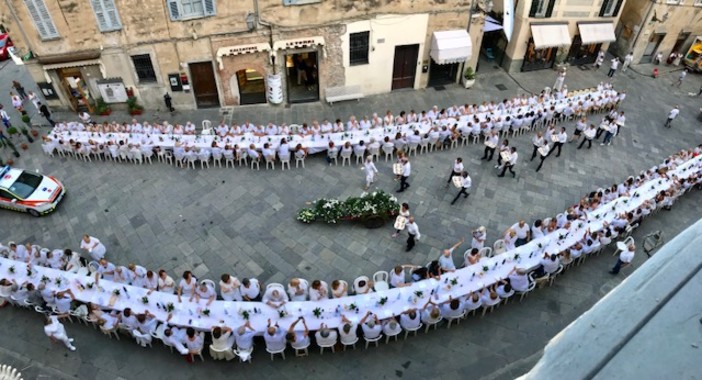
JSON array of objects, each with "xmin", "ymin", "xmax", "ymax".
[
  {"xmin": 530, "ymin": 132, "xmax": 545, "ymax": 161},
  {"xmin": 481, "ymin": 131, "xmax": 498, "ymax": 161},
  {"xmin": 397, "ymin": 158, "xmax": 411, "ymax": 193},
  {"xmin": 451, "ymin": 171, "xmax": 472, "ymax": 205},
  {"xmin": 577, "ymin": 124, "xmax": 596, "ymax": 149},
  {"xmin": 405, "ymin": 216, "xmax": 420, "ymax": 252},
  {"xmin": 498, "ymin": 147, "xmax": 517, "ymax": 178},
  {"xmin": 495, "ymin": 139, "xmax": 509, "ymax": 167},
  {"xmin": 547, "ymin": 127, "xmax": 566, "ymax": 157},
  {"xmin": 445, "ymin": 157, "xmax": 464, "ymax": 187},
  {"xmin": 535, "ymin": 142, "xmax": 550, "ymax": 172},
  {"xmin": 37, "ymin": 102, "xmax": 56, "ymax": 127}
]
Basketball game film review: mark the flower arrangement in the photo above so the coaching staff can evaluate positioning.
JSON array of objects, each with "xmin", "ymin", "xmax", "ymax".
[
  {"xmin": 514, "ymin": 254, "xmax": 520, "ymax": 260},
  {"xmin": 450, "ymin": 278, "xmax": 458, "ymax": 286},
  {"xmin": 278, "ymin": 309, "xmax": 287, "ymax": 318},
  {"xmin": 379, "ymin": 297, "xmax": 388, "ymax": 306},
  {"xmin": 240, "ymin": 310, "xmax": 250, "ymax": 320},
  {"xmin": 298, "ymin": 191, "xmax": 400, "ymax": 224},
  {"xmin": 348, "ymin": 303, "xmax": 358, "ymax": 311},
  {"xmin": 112, "ymin": 289, "xmax": 120, "ymax": 296},
  {"xmin": 482, "ymin": 265, "xmax": 489, "ymax": 273},
  {"xmin": 26, "ymin": 268, "xmax": 32, "ymax": 277},
  {"xmin": 202, "ymin": 308, "xmax": 210, "ymax": 317},
  {"xmin": 414, "ymin": 291, "xmax": 423, "ymax": 298},
  {"xmin": 166, "ymin": 303, "xmax": 175, "ymax": 312},
  {"xmin": 141, "ymin": 296, "xmax": 149, "ymax": 305},
  {"xmin": 313, "ymin": 307, "xmax": 323, "ymax": 318},
  {"xmin": 86, "ymin": 282, "xmax": 95, "ymax": 289},
  {"xmin": 54, "ymin": 277, "xmax": 62, "ymax": 286},
  {"xmin": 8, "ymin": 265, "xmax": 15, "ymax": 274}
]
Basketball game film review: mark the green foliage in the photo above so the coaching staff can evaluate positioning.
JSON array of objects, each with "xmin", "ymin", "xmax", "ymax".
[
  {"xmin": 297, "ymin": 190, "xmax": 400, "ymax": 224},
  {"xmin": 463, "ymin": 67, "xmax": 476, "ymax": 80}
]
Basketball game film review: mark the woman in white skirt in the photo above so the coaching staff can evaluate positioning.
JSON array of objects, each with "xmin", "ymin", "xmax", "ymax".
[
  {"xmin": 80, "ymin": 235, "xmax": 106, "ymax": 261},
  {"xmin": 392, "ymin": 203, "xmax": 411, "ymax": 238},
  {"xmin": 362, "ymin": 156, "xmax": 378, "ymax": 190}
]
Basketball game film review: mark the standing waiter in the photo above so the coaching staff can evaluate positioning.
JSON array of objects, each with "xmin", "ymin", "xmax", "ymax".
[
  {"xmin": 445, "ymin": 157, "xmax": 464, "ymax": 187},
  {"xmin": 451, "ymin": 171, "xmax": 472, "ymax": 205}
]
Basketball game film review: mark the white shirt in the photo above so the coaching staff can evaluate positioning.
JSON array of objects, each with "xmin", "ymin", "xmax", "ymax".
[
  {"xmin": 541, "ymin": 256, "xmax": 560, "ymax": 274},
  {"xmin": 668, "ymin": 109, "xmax": 679, "ymax": 119},
  {"xmin": 178, "ymin": 278, "xmax": 197, "ymax": 296},
  {"xmin": 508, "ymin": 152, "xmax": 518, "ymax": 165},
  {"xmin": 406, "ymin": 222, "xmax": 420, "ymax": 239},
  {"xmin": 399, "ymin": 313, "xmax": 421, "ymax": 330},
  {"xmin": 158, "ymin": 275, "xmax": 175, "ymax": 293},
  {"xmin": 389, "ymin": 270, "xmax": 405, "ymax": 287},
  {"xmin": 44, "ymin": 316, "xmax": 68, "ymax": 339},
  {"xmin": 511, "ymin": 223, "xmax": 530, "ymax": 239},
  {"xmin": 361, "ymin": 323, "xmax": 382, "ymax": 339},
  {"xmin": 211, "ymin": 330, "xmax": 233, "ymax": 350},
  {"xmin": 508, "ymin": 273, "xmax": 529, "ymax": 292},
  {"xmin": 219, "ymin": 278, "xmax": 242, "ymax": 301},
  {"xmin": 263, "ymin": 327, "xmax": 286, "ymax": 351},
  {"xmin": 453, "ymin": 161, "xmax": 464, "ymax": 173},
  {"xmin": 620, "ymin": 247, "xmax": 635, "ymax": 263},
  {"xmin": 236, "ymin": 330, "xmax": 256, "ymax": 350},
  {"xmin": 461, "ymin": 176, "xmax": 472, "ymax": 189},
  {"xmin": 402, "ymin": 161, "xmax": 411, "ymax": 177},
  {"xmin": 240, "ymin": 279, "xmax": 260, "ymax": 300},
  {"xmin": 80, "ymin": 237, "xmax": 102, "ymax": 252},
  {"xmin": 439, "ymin": 253, "xmax": 456, "ymax": 271}
]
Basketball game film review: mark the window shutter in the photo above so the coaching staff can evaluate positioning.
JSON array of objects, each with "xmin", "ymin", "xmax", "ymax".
[
  {"xmin": 529, "ymin": 0, "xmax": 540, "ymax": 17},
  {"xmin": 91, "ymin": 0, "xmax": 108, "ymax": 30},
  {"xmin": 24, "ymin": 0, "xmax": 58, "ymax": 39},
  {"xmin": 612, "ymin": 0, "xmax": 624, "ymax": 16},
  {"xmin": 203, "ymin": 0, "xmax": 216, "ymax": 16},
  {"xmin": 599, "ymin": 0, "xmax": 610, "ymax": 16},
  {"xmin": 545, "ymin": 0, "xmax": 556, "ymax": 17},
  {"xmin": 103, "ymin": 0, "xmax": 122, "ymax": 29},
  {"xmin": 167, "ymin": 0, "xmax": 181, "ymax": 20}
]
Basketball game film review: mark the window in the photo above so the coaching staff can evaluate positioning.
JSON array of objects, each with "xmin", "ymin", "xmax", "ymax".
[
  {"xmin": 349, "ymin": 31, "xmax": 370, "ymax": 65},
  {"xmin": 695, "ymin": 0, "xmax": 702, "ymax": 6},
  {"xmin": 131, "ymin": 54, "xmax": 157, "ymax": 83},
  {"xmin": 599, "ymin": 0, "xmax": 624, "ymax": 17},
  {"xmin": 90, "ymin": 0, "xmax": 121, "ymax": 32},
  {"xmin": 529, "ymin": 0, "xmax": 555, "ymax": 18},
  {"xmin": 23, "ymin": 0, "xmax": 59, "ymax": 40},
  {"xmin": 167, "ymin": 0, "xmax": 216, "ymax": 20},
  {"xmin": 9, "ymin": 172, "xmax": 42, "ymax": 199}
]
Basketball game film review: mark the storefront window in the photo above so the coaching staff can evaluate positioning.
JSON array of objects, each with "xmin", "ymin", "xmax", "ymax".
[
  {"xmin": 521, "ymin": 38, "xmax": 557, "ymax": 71},
  {"xmin": 567, "ymin": 35, "xmax": 601, "ymax": 66}
]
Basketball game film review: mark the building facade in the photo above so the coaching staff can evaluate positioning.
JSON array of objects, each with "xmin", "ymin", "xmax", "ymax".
[
  {"xmin": 610, "ymin": 0, "xmax": 702, "ymax": 67},
  {"xmin": 0, "ymin": 0, "xmax": 485, "ymax": 112},
  {"xmin": 491, "ymin": 0, "xmax": 626, "ymax": 72}
]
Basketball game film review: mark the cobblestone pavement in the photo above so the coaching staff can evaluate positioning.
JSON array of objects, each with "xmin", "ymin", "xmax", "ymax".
[{"xmin": 0, "ymin": 56, "xmax": 701, "ymax": 379}]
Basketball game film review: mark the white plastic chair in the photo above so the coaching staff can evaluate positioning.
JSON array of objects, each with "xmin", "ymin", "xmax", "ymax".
[
  {"xmin": 407, "ymin": 142, "xmax": 419, "ymax": 156},
  {"xmin": 201, "ymin": 120, "xmax": 213, "ymax": 135},
  {"xmin": 493, "ymin": 239, "xmax": 506, "ymax": 255},
  {"xmin": 612, "ymin": 236, "xmax": 635, "ymax": 256},
  {"xmin": 340, "ymin": 149, "xmax": 352, "ymax": 166},
  {"xmin": 212, "ymin": 150, "xmax": 223, "ymax": 168},
  {"xmin": 279, "ymin": 153, "xmax": 291, "ymax": 170},
  {"xmin": 223, "ymin": 150, "xmax": 235, "ymax": 168},
  {"xmin": 372, "ymin": 271, "xmax": 389, "ymax": 292},
  {"xmin": 315, "ymin": 330, "xmax": 338, "ymax": 354},
  {"xmin": 352, "ymin": 276, "xmax": 371, "ymax": 294},
  {"xmin": 265, "ymin": 345, "xmax": 286, "ymax": 361},
  {"xmin": 382, "ymin": 145, "xmax": 394, "ymax": 161},
  {"xmin": 209, "ymin": 344, "xmax": 235, "ymax": 361},
  {"xmin": 479, "ymin": 247, "xmax": 493, "ymax": 258}
]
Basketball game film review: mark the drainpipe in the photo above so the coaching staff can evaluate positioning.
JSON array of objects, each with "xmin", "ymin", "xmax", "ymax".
[
  {"xmin": 630, "ymin": 0, "xmax": 657, "ymax": 57},
  {"xmin": 252, "ymin": 0, "xmax": 276, "ymax": 74},
  {"xmin": 4, "ymin": 0, "xmax": 35, "ymax": 56}
]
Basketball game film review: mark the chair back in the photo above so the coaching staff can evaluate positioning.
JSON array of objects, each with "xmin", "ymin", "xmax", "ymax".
[
  {"xmin": 201, "ymin": 279, "xmax": 216, "ymax": 290},
  {"xmin": 479, "ymin": 247, "xmax": 493, "ymax": 258},
  {"xmin": 373, "ymin": 271, "xmax": 388, "ymax": 283},
  {"xmin": 493, "ymin": 240, "xmax": 506, "ymax": 254}
]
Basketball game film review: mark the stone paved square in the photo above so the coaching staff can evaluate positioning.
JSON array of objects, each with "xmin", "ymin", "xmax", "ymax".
[{"xmin": 0, "ymin": 58, "xmax": 701, "ymax": 379}]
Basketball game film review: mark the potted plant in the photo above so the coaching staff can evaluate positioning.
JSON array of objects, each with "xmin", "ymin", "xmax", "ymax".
[
  {"xmin": 19, "ymin": 114, "xmax": 34, "ymax": 143},
  {"xmin": 20, "ymin": 143, "xmax": 28, "ymax": 150},
  {"xmin": 96, "ymin": 97, "xmax": 112, "ymax": 116},
  {"xmin": 463, "ymin": 67, "xmax": 476, "ymax": 89},
  {"xmin": 127, "ymin": 96, "xmax": 144, "ymax": 116}
]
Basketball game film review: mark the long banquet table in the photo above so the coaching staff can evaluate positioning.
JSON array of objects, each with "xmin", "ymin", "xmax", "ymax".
[
  {"xmin": 50, "ymin": 89, "xmax": 618, "ymax": 155},
  {"xmin": 4, "ymin": 156, "xmax": 697, "ymax": 335}
]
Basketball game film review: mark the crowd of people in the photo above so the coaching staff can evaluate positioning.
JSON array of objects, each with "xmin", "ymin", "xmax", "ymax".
[
  {"xmin": 40, "ymin": 83, "xmax": 623, "ymax": 170},
  {"xmin": 1, "ymin": 144, "xmax": 699, "ymax": 360}
]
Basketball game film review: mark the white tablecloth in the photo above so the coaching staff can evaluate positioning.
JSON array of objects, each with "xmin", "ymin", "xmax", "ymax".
[{"xmin": 50, "ymin": 89, "xmax": 617, "ymax": 155}]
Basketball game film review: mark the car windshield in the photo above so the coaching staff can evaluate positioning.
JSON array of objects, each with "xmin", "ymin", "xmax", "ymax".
[
  {"xmin": 8, "ymin": 172, "xmax": 42, "ymax": 199},
  {"xmin": 0, "ymin": 39, "xmax": 6, "ymax": 48}
]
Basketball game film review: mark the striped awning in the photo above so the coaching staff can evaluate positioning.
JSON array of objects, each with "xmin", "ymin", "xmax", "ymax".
[{"xmin": 272, "ymin": 36, "xmax": 325, "ymax": 50}]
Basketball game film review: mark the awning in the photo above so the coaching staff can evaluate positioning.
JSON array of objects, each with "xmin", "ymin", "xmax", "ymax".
[
  {"xmin": 578, "ymin": 22, "xmax": 616, "ymax": 45},
  {"xmin": 690, "ymin": 42, "xmax": 702, "ymax": 55},
  {"xmin": 43, "ymin": 59, "xmax": 102, "ymax": 71},
  {"xmin": 272, "ymin": 36, "xmax": 325, "ymax": 50},
  {"xmin": 430, "ymin": 30, "xmax": 472, "ymax": 65},
  {"xmin": 36, "ymin": 50, "xmax": 101, "ymax": 65},
  {"xmin": 215, "ymin": 43, "xmax": 271, "ymax": 70},
  {"xmin": 42, "ymin": 59, "xmax": 105, "ymax": 84},
  {"xmin": 484, "ymin": 16, "xmax": 503, "ymax": 33},
  {"xmin": 531, "ymin": 24, "xmax": 571, "ymax": 49}
]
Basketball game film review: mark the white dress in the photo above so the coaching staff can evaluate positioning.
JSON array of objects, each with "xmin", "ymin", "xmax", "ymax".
[{"xmin": 80, "ymin": 237, "xmax": 106, "ymax": 261}]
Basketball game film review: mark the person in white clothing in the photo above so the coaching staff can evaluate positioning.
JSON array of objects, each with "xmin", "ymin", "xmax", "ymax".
[
  {"xmin": 405, "ymin": 216, "xmax": 420, "ymax": 252},
  {"xmin": 607, "ymin": 58, "xmax": 619, "ymax": 78},
  {"xmin": 438, "ymin": 238, "xmax": 463, "ymax": 273},
  {"xmin": 80, "ymin": 235, "xmax": 106, "ymax": 261},
  {"xmin": 510, "ymin": 220, "xmax": 531, "ymax": 247},
  {"xmin": 360, "ymin": 311, "xmax": 382, "ymax": 340},
  {"xmin": 235, "ymin": 321, "xmax": 257, "ymax": 350},
  {"xmin": 362, "ymin": 156, "xmax": 378, "ymax": 191},
  {"xmin": 498, "ymin": 147, "xmax": 518, "ymax": 178},
  {"xmin": 397, "ymin": 158, "xmax": 411, "ymax": 192},
  {"xmin": 451, "ymin": 171, "xmax": 472, "ymax": 205},
  {"xmin": 446, "ymin": 157, "xmax": 464, "ymax": 187},
  {"xmin": 621, "ymin": 52, "xmax": 633, "ymax": 72},
  {"xmin": 339, "ymin": 315, "xmax": 359, "ymax": 345},
  {"xmin": 158, "ymin": 270, "xmax": 176, "ymax": 293},
  {"xmin": 287, "ymin": 278, "xmax": 308, "ymax": 301},
  {"xmin": 264, "ymin": 319, "xmax": 287, "ymax": 352},
  {"xmin": 210, "ymin": 325, "xmax": 235, "ymax": 360},
  {"xmin": 664, "ymin": 106, "xmax": 679, "ymax": 128},
  {"xmin": 240, "ymin": 278, "xmax": 261, "ymax": 301},
  {"xmin": 44, "ymin": 315, "xmax": 76, "ymax": 351},
  {"xmin": 507, "ymin": 267, "xmax": 530, "ymax": 292},
  {"xmin": 610, "ymin": 243, "xmax": 635, "ymax": 274},
  {"xmin": 471, "ymin": 226, "xmax": 486, "ymax": 249},
  {"xmin": 219, "ymin": 273, "xmax": 242, "ymax": 301}
]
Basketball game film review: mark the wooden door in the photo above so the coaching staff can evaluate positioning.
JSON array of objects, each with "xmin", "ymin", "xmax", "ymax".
[
  {"xmin": 189, "ymin": 61, "xmax": 220, "ymax": 108},
  {"xmin": 392, "ymin": 44, "xmax": 419, "ymax": 90}
]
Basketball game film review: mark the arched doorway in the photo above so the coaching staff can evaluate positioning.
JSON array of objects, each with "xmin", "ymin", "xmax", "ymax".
[{"xmin": 236, "ymin": 69, "xmax": 266, "ymax": 105}]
